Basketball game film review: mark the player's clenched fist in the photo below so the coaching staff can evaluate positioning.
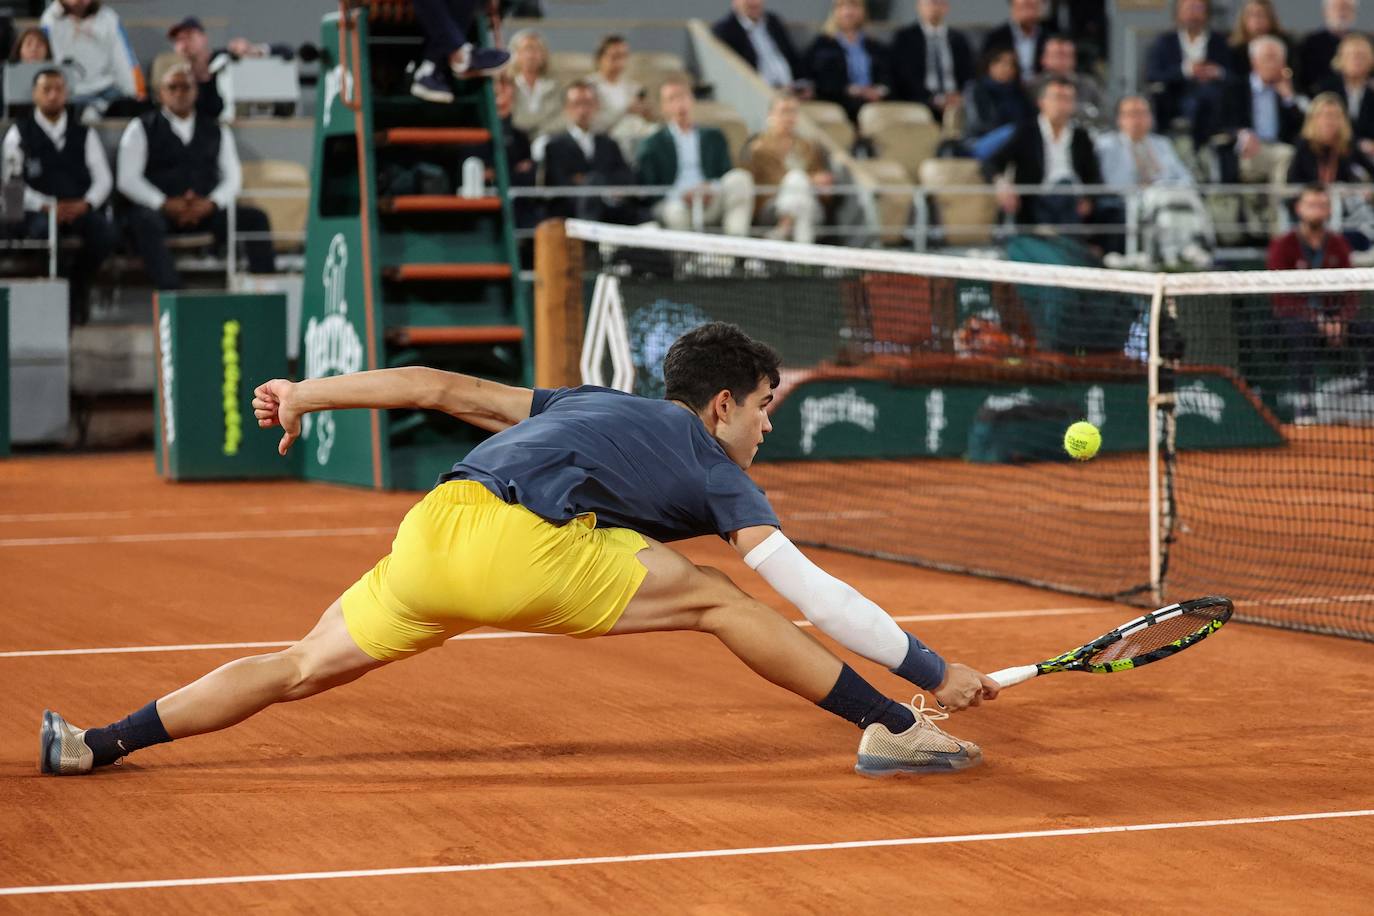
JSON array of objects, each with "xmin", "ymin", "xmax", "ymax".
[
  {"xmin": 934, "ymin": 662, "xmax": 1001, "ymax": 711},
  {"xmin": 252, "ymin": 378, "xmax": 302, "ymax": 455}
]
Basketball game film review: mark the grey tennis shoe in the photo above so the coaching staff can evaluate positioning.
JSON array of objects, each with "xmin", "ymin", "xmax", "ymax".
[
  {"xmin": 854, "ymin": 696, "xmax": 982, "ymax": 777},
  {"xmin": 39, "ymin": 710, "xmax": 94, "ymax": 776}
]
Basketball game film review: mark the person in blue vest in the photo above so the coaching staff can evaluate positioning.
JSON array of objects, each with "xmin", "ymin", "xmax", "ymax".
[
  {"xmin": 0, "ymin": 67, "xmax": 116, "ymax": 325},
  {"xmin": 115, "ymin": 63, "xmax": 275, "ymax": 290}
]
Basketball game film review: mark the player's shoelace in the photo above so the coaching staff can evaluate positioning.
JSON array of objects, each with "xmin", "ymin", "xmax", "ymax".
[{"xmin": 905, "ymin": 695, "xmax": 955, "ymax": 734}]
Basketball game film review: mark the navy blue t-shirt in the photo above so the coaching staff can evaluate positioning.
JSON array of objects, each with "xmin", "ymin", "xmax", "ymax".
[{"xmin": 441, "ymin": 386, "xmax": 779, "ymax": 542}]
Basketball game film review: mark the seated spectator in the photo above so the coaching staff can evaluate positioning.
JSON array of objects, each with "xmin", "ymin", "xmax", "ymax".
[
  {"xmin": 507, "ymin": 30, "xmax": 563, "ymax": 139},
  {"xmin": 408, "ymin": 0, "xmax": 509, "ymax": 103},
  {"xmin": 1226, "ymin": 0, "xmax": 1292, "ymax": 79},
  {"xmin": 1028, "ymin": 36, "xmax": 1109, "ymax": 131},
  {"xmin": 457, "ymin": 72, "xmax": 538, "ymax": 228},
  {"xmin": 962, "ymin": 48, "xmax": 1034, "ymax": 160},
  {"xmin": 116, "ymin": 64, "xmax": 274, "ymax": 290},
  {"xmin": 1212, "ymin": 36, "xmax": 1303, "ymax": 185},
  {"xmin": 1322, "ymin": 34, "xmax": 1374, "ymax": 158},
  {"xmin": 636, "ymin": 75, "xmax": 754, "ymax": 236},
  {"xmin": 803, "ymin": 0, "xmax": 890, "ymax": 123},
  {"xmin": 890, "ymin": 0, "xmax": 974, "ymax": 124},
  {"xmin": 10, "ymin": 27, "xmax": 53, "ymax": 63},
  {"xmin": 1048, "ymin": 0, "xmax": 1106, "ymax": 68},
  {"xmin": 0, "ymin": 67, "xmax": 115, "ymax": 324},
  {"xmin": 167, "ymin": 17, "xmax": 230, "ymax": 122},
  {"xmin": 742, "ymin": 94, "xmax": 832, "ymax": 243},
  {"xmin": 40, "ymin": 0, "xmax": 144, "ymax": 119},
  {"xmin": 542, "ymin": 81, "xmax": 638, "ymax": 224},
  {"xmin": 585, "ymin": 34, "xmax": 658, "ymax": 162},
  {"xmin": 1267, "ymin": 183, "xmax": 1374, "ymax": 423},
  {"xmin": 1298, "ymin": 0, "xmax": 1359, "ymax": 98},
  {"xmin": 1144, "ymin": 0, "xmax": 1229, "ymax": 145},
  {"xmin": 1287, "ymin": 93, "xmax": 1374, "ymax": 249},
  {"xmin": 1096, "ymin": 95, "xmax": 1213, "ymax": 266},
  {"xmin": 711, "ymin": 0, "xmax": 809, "ymax": 95},
  {"xmin": 983, "ymin": 76, "xmax": 1102, "ymax": 230},
  {"xmin": 981, "ymin": 0, "xmax": 1054, "ymax": 81}
]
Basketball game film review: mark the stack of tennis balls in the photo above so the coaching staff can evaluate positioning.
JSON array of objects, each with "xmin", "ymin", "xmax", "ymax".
[{"xmin": 1064, "ymin": 421, "xmax": 1101, "ymax": 461}]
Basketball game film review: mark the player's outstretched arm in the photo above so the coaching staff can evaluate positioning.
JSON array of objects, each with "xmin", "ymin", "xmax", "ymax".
[
  {"xmin": 732, "ymin": 525, "xmax": 999, "ymax": 711},
  {"xmin": 253, "ymin": 368, "xmax": 534, "ymax": 455}
]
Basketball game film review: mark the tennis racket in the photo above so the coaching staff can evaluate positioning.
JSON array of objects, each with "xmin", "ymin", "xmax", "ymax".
[{"xmin": 988, "ymin": 596, "xmax": 1233, "ymax": 689}]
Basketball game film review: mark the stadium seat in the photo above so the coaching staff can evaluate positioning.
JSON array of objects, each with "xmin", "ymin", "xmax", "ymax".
[
  {"xmin": 858, "ymin": 101, "xmax": 941, "ymax": 182},
  {"xmin": 800, "ymin": 100, "xmax": 855, "ymax": 151},
  {"xmin": 694, "ymin": 100, "xmax": 750, "ymax": 162},
  {"xmin": 626, "ymin": 51, "xmax": 683, "ymax": 101},
  {"xmin": 918, "ymin": 158, "xmax": 998, "ymax": 247},
  {"xmin": 547, "ymin": 50, "xmax": 594, "ymax": 83},
  {"xmin": 240, "ymin": 159, "xmax": 309, "ymax": 253},
  {"xmin": 847, "ymin": 157, "xmax": 913, "ymax": 245}
]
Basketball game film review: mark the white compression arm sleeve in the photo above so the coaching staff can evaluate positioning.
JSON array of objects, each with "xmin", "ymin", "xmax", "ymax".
[{"xmin": 743, "ymin": 531, "xmax": 946, "ymax": 688}]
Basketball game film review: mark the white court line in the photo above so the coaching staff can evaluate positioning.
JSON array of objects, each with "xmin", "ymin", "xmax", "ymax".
[
  {"xmin": 0, "ymin": 527, "xmax": 396, "ymax": 548},
  {"xmin": 0, "ymin": 606, "xmax": 1117, "ymax": 659},
  {"xmin": 1, "ymin": 809, "xmax": 1369, "ymax": 897},
  {"xmin": 0, "ymin": 504, "xmax": 391, "ymax": 524}
]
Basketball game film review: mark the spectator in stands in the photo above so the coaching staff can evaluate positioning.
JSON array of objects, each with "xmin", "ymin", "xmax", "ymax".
[
  {"xmin": 743, "ymin": 93, "xmax": 832, "ymax": 243},
  {"xmin": 1298, "ymin": 0, "xmax": 1360, "ymax": 98},
  {"xmin": 1029, "ymin": 36, "xmax": 1109, "ymax": 131},
  {"xmin": 1213, "ymin": 36, "xmax": 1303, "ymax": 185},
  {"xmin": 1226, "ymin": 0, "xmax": 1291, "ymax": 79},
  {"xmin": 586, "ymin": 34, "xmax": 658, "ymax": 162},
  {"xmin": 1267, "ymin": 183, "xmax": 1374, "ymax": 422},
  {"xmin": 804, "ymin": 0, "xmax": 890, "ymax": 123},
  {"xmin": 1323, "ymin": 34, "xmax": 1374, "ymax": 157},
  {"xmin": 408, "ymin": 0, "xmax": 510, "ymax": 103},
  {"xmin": 39, "ymin": 0, "xmax": 144, "ymax": 119},
  {"xmin": 636, "ymin": 75, "xmax": 754, "ymax": 236},
  {"xmin": 711, "ymin": 0, "xmax": 809, "ymax": 95},
  {"xmin": 1046, "ymin": 0, "xmax": 1105, "ymax": 68},
  {"xmin": 962, "ymin": 48, "xmax": 1034, "ymax": 160},
  {"xmin": 1, "ymin": 67, "xmax": 115, "ymax": 324},
  {"xmin": 1287, "ymin": 93, "xmax": 1374, "ymax": 250},
  {"xmin": 983, "ymin": 76, "xmax": 1102, "ymax": 230},
  {"xmin": 1144, "ymin": 0, "xmax": 1229, "ymax": 145},
  {"xmin": 117, "ymin": 64, "xmax": 274, "ymax": 290},
  {"xmin": 890, "ymin": 0, "xmax": 974, "ymax": 125},
  {"xmin": 11, "ymin": 27, "xmax": 53, "ymax": 63},
  {"xmin": 470, "ymin": 71, "xmax": 538, "ymax": 229},
  {"xmin": 167, "ymin": 17, "xmax": 229, "ymax": 122},
  {"xmin": 507, "ymin": 29, "xmax": 563, "ymax": 139},
  {"xmin": 981, "ymin": 0, "xmax": 1054, "ymax": 81},
  {"xmin": 542, "ymin": 81, "xmax": 638, "ymax": 224},
  {"xmin": 1096, "ymin": 95, "xmax": 1213, "ymax": 267}
]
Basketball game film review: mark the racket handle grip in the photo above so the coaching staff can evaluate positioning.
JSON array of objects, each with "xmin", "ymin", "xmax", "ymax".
[{"xmin": 988, "ymin": 665, "xmax": 1038, "ymax": 689}]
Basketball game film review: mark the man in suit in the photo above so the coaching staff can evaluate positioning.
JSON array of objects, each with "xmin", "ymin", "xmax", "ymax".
[
  {"xmin": 983, "ymin": 76, "xmax": 1102, "ymax": 229},
  {"xmin": 1144, "ymin": 0, "xmax": 1229, "ymax": 144},
  {"xmin": 0, "ymin": 67, "xmax": 116, "ymax": 324},
  {"xmin": 1096, "ymin": 95, "xmax": 1213, "ymax": 266},
  {"xmin": 711, "ymin": 0, "xmax": 807, "ymax": 93},
  {"xmin": 542, "ymin": 81, "xmax": 638, "ymax": 224},
  {"xmin": 1298, "ymin": 0, "xmax": 1360, "ymax": 97},
  {"xmin": 890, "ymin": 0, "xmax": 974, "ymax": 122},
  {"xmin": 117, "ymin": 64, "xmax": 275, "ymax": 290},
  {"xmin": 1028, "ymin": 35, "xmax": 1110, "ymax": 131},
  {"xmin": 981, "ymin": 0, "xmax": 1054, "ymax": 81},
  {"xmin": 636, "ymin": 75, "xmax": 754, "ymax": 236}
]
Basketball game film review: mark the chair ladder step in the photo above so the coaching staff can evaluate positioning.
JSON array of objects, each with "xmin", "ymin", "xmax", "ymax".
[
  {"xmin": 375, "ymin": 127, "xmax": 491, "ymax": 146},
  {"xmin": 387, "ymin": 325, "xmax": 525, "ymax": 346},
  {"xmin": 383, "ymin": 262, "xmax": 512, "ymax": 281},
  {"xmin": 380, "ymin": 195, "xmax": 502, "ymax": 214}
]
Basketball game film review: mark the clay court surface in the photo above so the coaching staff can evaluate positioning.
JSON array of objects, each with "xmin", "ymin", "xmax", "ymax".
[{"xmin": 2, "ymin": 453, "xmax": 1373, "ymax": 912}]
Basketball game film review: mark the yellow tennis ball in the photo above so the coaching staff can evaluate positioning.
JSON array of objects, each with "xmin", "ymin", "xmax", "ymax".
[{"xmin": 1064, "ymin": 421, "xmax": 1101, "ymax": 460}]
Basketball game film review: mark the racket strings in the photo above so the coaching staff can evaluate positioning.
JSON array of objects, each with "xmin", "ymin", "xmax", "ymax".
[{"xmin": 1088, "ymin": 609, "xmax": 1220, "ymax": 665}]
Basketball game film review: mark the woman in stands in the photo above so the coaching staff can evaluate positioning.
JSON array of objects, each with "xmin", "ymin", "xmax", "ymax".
[
  {"xmin": 11, "ymin": 27, "xmax": 53, "ymax": 63},
  {"xmin": 803, "ymin": 0, "xmax": 891, "ymax": 123},
  {"xmin": 507, "ymin": 29, "xmax": 563, "ymax": 139},
  {"xmin": 1323, "ymin": 33, "xmax": 1374, "ymax": 159},
  {"xmin": 961, "ymin": 48, "xmax": 1033, "ymax": 161},
  {"xmin": 1227, "ymin": 0, "xmax": 1293, "ymax": 78},
  {"xmin": 1287, "ymin": 92, "xmax": 1374, "ymax": 250}
]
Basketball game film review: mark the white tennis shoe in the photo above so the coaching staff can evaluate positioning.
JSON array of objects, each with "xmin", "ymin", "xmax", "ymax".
[
  {"xmin": 854, "ymin": 696, "xmax": 982, "ymax": 777},
  {"xmin": 39, "ymin": 710, "xmax": 94, "ymax": 776}
]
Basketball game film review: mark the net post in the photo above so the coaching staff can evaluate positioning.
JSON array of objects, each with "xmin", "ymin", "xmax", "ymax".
[
  {"xmin": 1148, "ymin": 275, "xmax": 1167, "ymax": 605},
  {"xmin": 534, "ymin": 218, "xmax": 584, "ymax": 387}
]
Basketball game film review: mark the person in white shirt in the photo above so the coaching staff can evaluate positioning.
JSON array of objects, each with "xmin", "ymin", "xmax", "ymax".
[
  {"xmin": 116, "ymin": 64, "xmax": 274, "ymax": 290},
  {"xmin": 585, "ymin": 34, "xmax": 658, "ymax": 163},
  {"xmin": 39, "ymin": 0, "xmax": 144, "ymax": 118},
  {"xmin": 1096, "ymin": 95, "xmax": 1214, "ymax": 267},
  {"xmin": 507, "ymin": 30, "xmax": 564, "ymax": 140},
  {"xmin": 1, "ymin": 67, "xmax": 115, "ymax": 323}
]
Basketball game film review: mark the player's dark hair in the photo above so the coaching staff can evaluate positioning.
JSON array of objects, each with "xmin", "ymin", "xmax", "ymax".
[{"xmin": 663, "ymin": 322, "xmax": 781, "ymax": 411}]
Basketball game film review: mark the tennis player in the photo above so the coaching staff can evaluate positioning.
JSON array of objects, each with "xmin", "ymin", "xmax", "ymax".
[{"xmin": 40, "ymin": 323, "xmax": 998, "ymax": 779}]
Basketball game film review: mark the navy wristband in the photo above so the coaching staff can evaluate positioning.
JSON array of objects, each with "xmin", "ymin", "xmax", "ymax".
[{"xmin": 890, "ymin": 631, "xmax": 947, "ymax": 691}]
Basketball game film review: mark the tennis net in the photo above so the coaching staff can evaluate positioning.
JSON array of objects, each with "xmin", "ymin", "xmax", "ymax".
[{"xmin": 542, "ymin": 220, "xmax": 1374, "ymax": 640}]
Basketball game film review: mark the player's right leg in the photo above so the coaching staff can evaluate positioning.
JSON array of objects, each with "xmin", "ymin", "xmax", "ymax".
[{"xmin": 607, "ymin": 540, "xmax": 983, "ymax": 777}]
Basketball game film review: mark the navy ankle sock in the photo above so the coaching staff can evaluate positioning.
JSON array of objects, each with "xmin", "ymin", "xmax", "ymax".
[
  {"xmin": 818, "ymin": 665, "xmax": 916, "ymax": 733},
  {"xmin": 84, "ymin": 700, "xmax": 173, "ymax": 767}
]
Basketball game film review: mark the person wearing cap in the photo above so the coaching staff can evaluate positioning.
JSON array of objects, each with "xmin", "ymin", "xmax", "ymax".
[
  {"xmin": 166, "ymin": 17, "xmax": 299, "ymax": 122},
  {"xmin": 117, "ymin": 63, "xmax": 275, "ymax": 289}
]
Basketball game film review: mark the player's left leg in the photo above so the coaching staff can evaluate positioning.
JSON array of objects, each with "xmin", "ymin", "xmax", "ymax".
[{"xmin": 40, "ymin": 597, "xmax": 388, "ymax": 776}]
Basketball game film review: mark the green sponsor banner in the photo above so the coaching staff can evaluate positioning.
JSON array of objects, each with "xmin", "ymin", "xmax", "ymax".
[
  {"xmin": 0, "ymin": 288, "xmax": 8, "ymax": 456},
  {"xmin": 153, "ymin": 292, "xmax": 294, "ymax": 480},
  {"xmin": 758, "ymin": 372, "xmax": 1282, "ymax": 462},
  {"xmin": 296, "ymin": 11, "xmax": 386, "ymax": 488}
]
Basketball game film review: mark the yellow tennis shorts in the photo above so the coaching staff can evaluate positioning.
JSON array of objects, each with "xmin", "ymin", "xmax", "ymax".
[{"xmin": 341, "ymin": 480, "xmax": 650, "ymax": 661}]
